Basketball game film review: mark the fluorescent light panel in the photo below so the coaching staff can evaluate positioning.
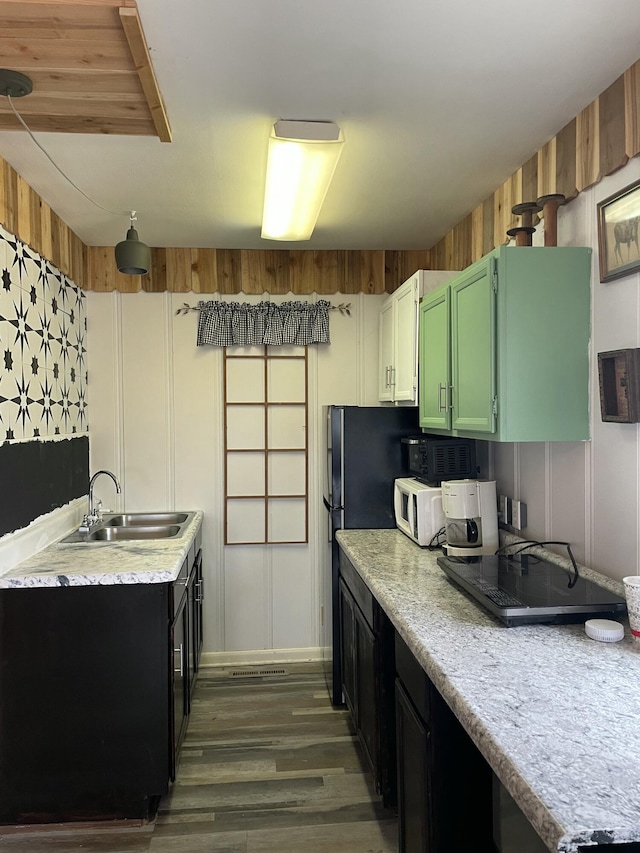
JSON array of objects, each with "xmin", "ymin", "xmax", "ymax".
[{"xmin": 261, "ymin": 120, "xmax": 344, "ymax": 241}]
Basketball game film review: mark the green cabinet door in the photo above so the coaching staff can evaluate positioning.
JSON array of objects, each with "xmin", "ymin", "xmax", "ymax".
[
  {"xmin": 418, "ymin": 247, "xmax": 590, "ymax": 442},
  {"xmin": 419, "ymin": 288, "xmax": 451, "ymax": 430},
  {"xmin": 451, "ymin": 256, "xmax": 496, "ymax": 434}
]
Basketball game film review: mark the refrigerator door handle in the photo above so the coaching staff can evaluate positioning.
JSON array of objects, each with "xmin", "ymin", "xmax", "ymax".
[{"xmin": 323, "ymin": 496, "xmax": 344, "ymax": 512}]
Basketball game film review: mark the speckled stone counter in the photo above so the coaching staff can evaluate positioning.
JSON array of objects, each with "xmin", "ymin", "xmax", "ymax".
[
  {"xmin": 337, "ymin": 528, "xmax": 640, "ymax": 853},
  {"xmin": 0, "ymin": 510, "xmax": 203, "ymax": 588}
]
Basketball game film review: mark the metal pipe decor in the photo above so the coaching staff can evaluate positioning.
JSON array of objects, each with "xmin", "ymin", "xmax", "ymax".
[
  {"xmin": 509, "ymin": 201, "xmax": 541, "ymax": 246},
  {"xmin": 506, "ymin": 226, "xmax": 536, "ymax": 246},
  {"xmin": 537, "ymin": 194, "xmax": 566, "ymax": 247}
]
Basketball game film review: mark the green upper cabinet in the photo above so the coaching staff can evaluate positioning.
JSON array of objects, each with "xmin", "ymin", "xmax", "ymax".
[
  {"xmin": 451, "ymin": 255, "xmax": 496, "ymax": 433},
  {"xmin": 418, "ymin": 246, "xmax": 592, "ymax": 442},
  {"xmin": 419, "ymin": 287, "xmax": 451, "ymax": 429}
]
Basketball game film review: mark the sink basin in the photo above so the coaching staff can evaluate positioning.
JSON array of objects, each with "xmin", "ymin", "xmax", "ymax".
[
  {"xmin": 88, "ymin": 525, "xmax": 181, "ymax": 541},
  {"xmin": 105, "ymin": 512, "xmax": 189, "ymax": 527},
  {"xmin": 60, "ymin": 511, "xmax": 195, "ymax": 544}
]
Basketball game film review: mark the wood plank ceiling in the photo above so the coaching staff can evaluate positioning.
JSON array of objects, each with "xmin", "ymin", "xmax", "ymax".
[{"xmin": 0, "ymin": 0, "xmax": 170, "ymax": 141}]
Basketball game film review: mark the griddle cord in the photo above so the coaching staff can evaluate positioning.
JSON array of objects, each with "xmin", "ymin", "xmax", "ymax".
[{"xmin": 494, "ymin": 540, "xmax": 580, "ymax": 588}]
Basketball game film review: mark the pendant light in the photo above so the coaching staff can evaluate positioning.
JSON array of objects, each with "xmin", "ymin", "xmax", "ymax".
[
  {"xmin": 0, "ymin": 68, "xmax": 149, "ymax": 276},
  {"xmin": 115, "ymin": 211, "xmax": 151, "ymax": 275}
]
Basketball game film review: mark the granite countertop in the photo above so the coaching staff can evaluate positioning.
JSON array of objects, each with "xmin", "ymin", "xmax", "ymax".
[
  {"xmin": 0, "ymin": 511, "xmax": 203, "ymax": 588},
  {"xmin": 337, "ymin": 528, "xmax": 640, "ymax": 853}
]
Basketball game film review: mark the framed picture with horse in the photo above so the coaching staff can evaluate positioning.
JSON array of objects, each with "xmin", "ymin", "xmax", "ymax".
[{"xmin": 597, "ymin": 178, "xmax": 640, "ymax": 282}]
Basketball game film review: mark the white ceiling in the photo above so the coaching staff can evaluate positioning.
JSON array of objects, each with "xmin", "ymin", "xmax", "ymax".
[{"xmin": 0, "ymin": 0, "xmax": 639, "ymax": 252}]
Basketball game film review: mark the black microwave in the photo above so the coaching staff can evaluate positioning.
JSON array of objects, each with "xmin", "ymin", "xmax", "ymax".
[{"xmin": 401, "ymin": 435, "xmax": 478, "ymax": 485}]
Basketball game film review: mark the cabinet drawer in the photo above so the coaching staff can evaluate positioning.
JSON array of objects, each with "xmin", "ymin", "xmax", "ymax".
[
  {"xmin": 339, "ymin": 552, "xmax": 374, "ymax": 629},
  {"xmin": 395, "ymin": 631, "xmax": 431, "ymax": 723}
]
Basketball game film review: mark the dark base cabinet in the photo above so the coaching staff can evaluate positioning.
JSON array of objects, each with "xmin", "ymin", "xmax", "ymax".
[
  {"xmin": 395, "ymin": 632, "xmax": 494, "ymax": 853},
  {"xmin": 188, "ymin": 548, "xmax": 204, "ymax": 691},
  {"xmin": 396, "ymin": 679, "xmax": 430, "ymax": 852},
  {"xmin": 338, "ymin": 550, "xmax": 396, "ymax": 808},
  {"xmin": 0, "ymin": 529, "xmax": 203, "ymax": 826},
  {"xmin": 171, "ymin": 542, "xmax": 204, "ymax": 780},
  {"xmin": 171, "ymin": 560, "xmax": 190, "ymax": 780},
  {"xmin": 0, "ymin": 583, "xmax": 169, "ymax": 824}
]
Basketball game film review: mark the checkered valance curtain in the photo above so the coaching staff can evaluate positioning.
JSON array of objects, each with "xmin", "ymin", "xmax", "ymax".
[{"xmin": 196, "ymin": 300, "xmax": 331, "ymax": 347}]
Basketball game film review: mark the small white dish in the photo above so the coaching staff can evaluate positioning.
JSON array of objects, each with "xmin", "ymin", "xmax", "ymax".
[{"xmin": 584, "ymin": 619, "xmax": 624, "ymax": 643}]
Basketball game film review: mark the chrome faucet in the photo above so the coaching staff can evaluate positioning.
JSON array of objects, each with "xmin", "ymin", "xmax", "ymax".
[{"xmin": 82, "ymin": 470, "xmax": 121, "ymax": 529}]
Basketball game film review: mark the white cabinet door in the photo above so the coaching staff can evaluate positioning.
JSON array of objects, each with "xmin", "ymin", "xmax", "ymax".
[
  {"xmin": 393, "ymin": 274, "xmax": 419, "ymax": 402},
  {"xmin": 378, "ymin": 297, "xmax": 395, "ymax": 402},
  {"xmin": 379, "ymin": 270, "xmax": 454, "ymax": 405}
]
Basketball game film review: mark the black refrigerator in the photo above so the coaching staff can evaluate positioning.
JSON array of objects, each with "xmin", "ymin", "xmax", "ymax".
[{"xmin": 322, "ymin": 405, "xmax": 419, "ymax": 706}]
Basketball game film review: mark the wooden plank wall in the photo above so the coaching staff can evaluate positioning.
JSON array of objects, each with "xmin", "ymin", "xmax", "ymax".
[
  {"xmin": 86, "ymin": 246, "xmax": 433, "ymax": 295},
  {"xmin": 0, "ymin": 160, "xmax": 86, "ymax": 285},
  {"xmin": 1, "ymin": 59, "xmax": 640, "ymax": 292},
  {"xmin": 431, "ymin": 60, "xmax": 640, "ymax": 271},
  {"xmin": 0, "ymin": 155, "xmax": 431, "ymax": 293}
]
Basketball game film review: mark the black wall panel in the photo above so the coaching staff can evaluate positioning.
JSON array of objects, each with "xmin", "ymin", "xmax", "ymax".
[{"xmin": 0, "ymin": 437, "xmax": 89, "ymax": 538}]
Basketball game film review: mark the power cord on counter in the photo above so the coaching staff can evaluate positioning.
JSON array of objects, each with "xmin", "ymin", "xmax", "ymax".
[
  {"xmin": 494, "ymin": 540, "xmax": 579, "ymax": 588},
  {"xmin": 427, "ymin": 527, "xmax": 447, "ymax": 551}
]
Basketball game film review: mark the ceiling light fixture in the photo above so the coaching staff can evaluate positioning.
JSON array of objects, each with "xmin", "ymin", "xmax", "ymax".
[
  {"xmin": 261, "ymin": 120, "xmax": 344, "ymax": 242},
  {"xmin": 0, "ymin": 67, "xmax": 149, "ymax": 276},
  {"xmin": 0, "ymin": 69, "xmax": 32, "ymax": 99}
]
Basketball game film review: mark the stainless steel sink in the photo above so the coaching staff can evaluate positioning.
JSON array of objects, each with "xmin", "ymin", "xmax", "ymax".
[
  {"xmin": 89, "ymin": 524, "xmax": 181, "ymax": 541},
  {"xmin": 60, "ymin": 511, "xmax": 195, "ymax": 544},
  {"xmin": 105, "ymin": 512, "xmax": 190, "ymax": 527}
]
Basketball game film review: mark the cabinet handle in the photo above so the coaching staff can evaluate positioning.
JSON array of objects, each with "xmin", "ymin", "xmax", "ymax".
[
  {"xmin": 385, "ymin": 365, "xmax": 390, "ymax": 388},
  {"xmin": 439, "ymin": 383, "xmax": 453, "ymax": 412},
  {"xmin": 196, "ymin": 579, "xmax": 204, "ymax": 604},
  {"xmin": 174, "ymin": 643, "xmax": 184, "ymax": 676},
  {"xmin": 390, "ymin": 367, "xmax": 395, "ymax": 386}
]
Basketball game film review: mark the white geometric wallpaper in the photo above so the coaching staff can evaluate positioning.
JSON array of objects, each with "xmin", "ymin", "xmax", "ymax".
[{"xmin": 0, "ymin": 224, "xmax": 87, "ymax": 443}]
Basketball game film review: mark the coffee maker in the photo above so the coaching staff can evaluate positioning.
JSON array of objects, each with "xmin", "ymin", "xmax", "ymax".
[{"xmin": 441, "ymin": 479, "xmax": 498, "ymax": 557}]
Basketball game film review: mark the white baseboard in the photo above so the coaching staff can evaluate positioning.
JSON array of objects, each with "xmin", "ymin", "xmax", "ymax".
[{"xmin": 200, "ymin": 647, "xmax": 324, "ymax": 669}]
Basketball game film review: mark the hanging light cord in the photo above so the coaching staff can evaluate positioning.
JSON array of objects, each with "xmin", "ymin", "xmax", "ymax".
[{"xmin": 6, "ymin": 93, "xmax": 128, "ymax": 219}]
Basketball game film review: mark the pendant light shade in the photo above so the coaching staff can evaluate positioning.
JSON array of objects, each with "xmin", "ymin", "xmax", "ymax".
[{"xmin": 115, "ymin": 213, "xmax": 151, "ymax": 275}]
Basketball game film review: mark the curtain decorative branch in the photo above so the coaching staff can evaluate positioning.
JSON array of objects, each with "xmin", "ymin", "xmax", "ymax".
[{"xmin": 195, "ymin": 299, "xmax": 339, "ymax": 347}]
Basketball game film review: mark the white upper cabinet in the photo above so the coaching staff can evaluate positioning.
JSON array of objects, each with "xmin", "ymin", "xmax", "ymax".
[
  {"xmin": 379, "ymin": 270, "xmax": 454, "ymax": 406},
  {"xmin": 378, "ymin": 274, "xmax": 418, "ymax": 403},
  {"xmin": 378, "ymin": 296, "xmax": 397, "ymax": 401}
]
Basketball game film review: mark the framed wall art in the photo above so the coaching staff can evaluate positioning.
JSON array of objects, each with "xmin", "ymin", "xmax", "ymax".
[{"xmin": 597, "ymin": 178, "xmax": 640, "ymax": 282}]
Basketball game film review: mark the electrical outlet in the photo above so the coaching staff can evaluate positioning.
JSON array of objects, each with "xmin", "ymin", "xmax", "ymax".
[
  {"xmin": 511, "ymin": 500, "xmax": 527, "ymax": 530},
  {"xmin": 498, "ymin": 495, "xmax": 511, "ymax": 524},
  {"xmin": 499, "ymin": 494, "xmax": 509, "ymax": 524}
]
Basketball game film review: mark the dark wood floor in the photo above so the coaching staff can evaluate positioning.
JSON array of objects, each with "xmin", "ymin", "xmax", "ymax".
[{"xmin": 0, "ymin": 664, "xmax": 398, "ymax": 852}]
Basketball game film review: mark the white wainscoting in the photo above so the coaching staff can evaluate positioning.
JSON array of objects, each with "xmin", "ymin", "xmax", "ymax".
[{"xmin": 86, "ymin": 291, "xmax": 385, "ymax": 657}]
